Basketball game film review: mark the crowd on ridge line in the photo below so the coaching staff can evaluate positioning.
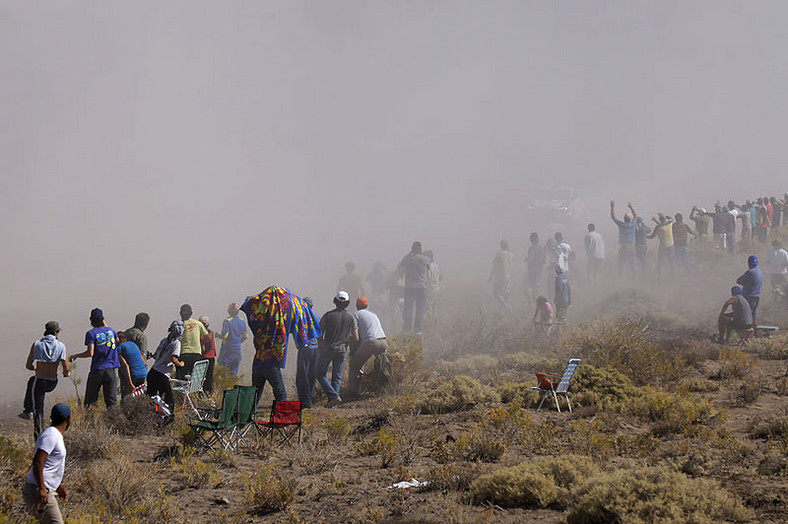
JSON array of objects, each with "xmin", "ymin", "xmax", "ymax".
[{"xmin": 485, "ymin": 197, "xmax": 788, "ymax": 327}]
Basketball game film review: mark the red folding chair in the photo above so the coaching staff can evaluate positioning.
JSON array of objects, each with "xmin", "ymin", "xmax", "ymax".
[{"xmin": 253, "ymin": 400, "xmax": 302, "ymax": 445}]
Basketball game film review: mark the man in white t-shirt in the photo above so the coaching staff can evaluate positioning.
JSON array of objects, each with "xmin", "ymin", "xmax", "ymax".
[
  {"xmin": 22, "ymin": 402, "xmax": 71, "ymax": 524},
  {"xmin": 349, "ymin": 297, "xmax": 388, "ymax": 397},
  {"xmin": 766, "ymin": 240, "xmax": 788, "ymax": 296},
  {"xmin": 584, "ymin": 223, "xmax": 605, "ymax": 285}
]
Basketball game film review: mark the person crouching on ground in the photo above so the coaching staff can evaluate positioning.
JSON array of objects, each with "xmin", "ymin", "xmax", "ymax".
[
  {"xmin": 117, "ymin": 331, "xmax": 147, "ymax": 401},
  {"xmin": 316, "ymin": 291, "xmax": 359, "ymax": 408},
  {"xmin": 349, "ymin": 296, "xmax": 388, "ymax": 398},
  {"xmin": 22, "ymin": 402, "xmax": 71, "ymax": 524},
  {"xmin": 146, "ymin": 320, "xmax": 184, "ymax": 411},
  {"xmin": 718, "ymin": 286, "xmax": 754, "ymax": 344}
]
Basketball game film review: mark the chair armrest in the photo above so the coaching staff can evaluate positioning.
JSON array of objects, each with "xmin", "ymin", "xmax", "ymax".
[{"xmin": 169, "ymin": 378, "xmax": 188, "ymax": 386}]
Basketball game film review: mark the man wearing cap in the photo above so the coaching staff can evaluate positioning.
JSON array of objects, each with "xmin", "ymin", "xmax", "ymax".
[
  {"xmin": 22, "ymin": 402, "xmax": 71, "ymax": 524},
  {"xmin": 397, "ymin": 241, "xmax": 431, "ymax": 334},
  {"xmin": 176, "ymin": 304, "xmax": 208, "ymax": 380},
  {"xmin": 217, "ymin": 302, "xmax": 249, "ymax": 376},
  {"xmin": 24, "ymin": 322, "xmax": 70, "ymax": 439},
  {"xmin": 349, "ymin": 297, "xmax": 388, "ymax": 397},
  {"xmin": 737, "ymin": 256, "xmax": 763, "ymax": 322},
  {"xmin": 296, "ymin": 297, "xmax": 320, "ymax": 408},
  {"xmin": 124, "ymin": 312, "xmax": 150, "ymax": 359},
  {"xmin": 70, "ymin": 308, "xmax": 119, "ymax": 408},
  {"xmin": 764, "ymin": 241, "xmax": 788, "ymax": 296},
  {"xmin": 718, "ymin": 286, "xmax": 754, "ymax": 344},
  {"xmin": 316, "ymin": 291, "xmax": 359, "ymax": 407}
]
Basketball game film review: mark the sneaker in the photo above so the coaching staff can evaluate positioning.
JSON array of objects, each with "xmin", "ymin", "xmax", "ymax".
[
  {"xmin": 17, "ymin": 411, "xmax": 33, "ymax": 420},
  {"xmin": 326, "ymin": 396, "xmax": 342, "ymax": 408}
]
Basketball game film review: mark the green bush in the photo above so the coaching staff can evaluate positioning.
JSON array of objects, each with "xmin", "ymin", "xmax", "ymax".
[
  {"xmin": 627, "ymin": 388, "xmax": 718, "ymax": 436},
  {"xmin": 470, "ymin": 455, "xmax": 599, "ymax": 509},
  {"xmin": 497, "ymin": 382, "xmax": 533, "ymax": 405},
  {"xmin": 566, "ymin": 466, "xmax": 752, "ymax": 524},
  {"xmin": 416, "ymin": 376, "xmax": 500, "ymax": 414}
]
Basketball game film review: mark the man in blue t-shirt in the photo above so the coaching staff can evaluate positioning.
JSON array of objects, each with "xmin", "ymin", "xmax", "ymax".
[
  {"xmin": 217, "ymin": 302, "xmax": 249, "ymax": 376},
  {"xmin": 69, "ymin": 308, "xmax": 119, "ymax": 408},
  {"xmin": 610, "ymin": 201, "xmax": 638, "ymax": 278},
  {"xmin": 736, "ymin": 255, "xmax": 763, "ymax": 322},
  {"xmin": 117, "ymin": 331, "xmax": 147, "ymax": 400}
]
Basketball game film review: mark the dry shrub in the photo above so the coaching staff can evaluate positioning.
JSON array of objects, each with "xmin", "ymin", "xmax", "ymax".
[
  {"xmin": 424, "ymin": 463, "xmax": 476, "ymax": 492},
  {"xmin": 322, "ymin": 414, "xmax": 351, "ymax": 442},
  {"xmin": 352, "ymin": 402, "xmax": 392, "ymax": 435},
  {"xmin": 498, "ymin": 352, "xmax": 562, "ymax": 373},
  {"xmin": 417, "ymin": 375, "xmax": 500, "ymax": 414},
  {"xmin": 751, "ymin": 407, "xmax": 788, "ymax": 438},
  {"xmin": 497, "ymin": 382, "xmax": 532, "ymax": 405},
  {"xmin": 563, "ymin": 320, "xmax": 682, "ymax": 386},
  {"xmin": 680, "ymin": 378, "xmax": 720, "ymax": 393},
  {"xmin": 777, "ymin": 376, "xmax": 788, "ymax": 396},
  {"xmin": 596, "ymin": 290, "xmax": 686, "ymax": 330},
  {"xmin": 242, "ymin": 466, "xmax": 296, "ymax": 515},
  {"xmin": 64, "ymin": 406, "xmax": 118, "ymax": 462},
  {"xmin": 758, "ymin": 453, "xmax": 788, "ymax": 476},
  {"xmin": 482, "ymin": 404, "xmax": 533, "ymax": 444},
  {"xmin": 387, "ymin": 336, "xmax": 424, "ymax": 386},
  {"xmin": 0, "ymin": 436, "xmax": 33, "ymax": 522},
  {"xmin": 470, "ymin": 455, "xmax": 599, "ymax": 509},
  {"xmin": 566, "ymin": 465, "xmax": 753, "ymax": 524},
  {"xmin": 734, "ymin": 375, "xmax": 761, "ymax": 406},
  {"xmin": 104, "ymin": 396, "xmax": 165, "ymax": 436},
  {"xmin": 715, "ymin": 348, "xmax": 756, "ymax": 381},
  {"xmin": 76, "ymin": 456, "xmax": 157, "ymax": 514},
  {"xmin": 170, "ymin": 447, "xmax": 222, "ymax": 488},
  {"xmin": 571, "ymin": 365, "xmax": 643, "ymax": 410},
  {"xmin": 744, "ymin": 333, "xmax": 788, "ymax": 360},
  {"xmin": 627, "ymin": 387, "xmax": 718, "ymax": 436},
  {"xmin": 456, "ymin": 427, "xmax": 506, "ymax": 463},
  {"xmin": 436, "ymin": 355, "xmax": 498, "ymax": 377},
  {"xmin": 284, "ymin": 440, "xmax": 338, "ymax": 474},
  {"xmin": 356, "ymin": 427, "xmax": 398, "ymax": 468}
]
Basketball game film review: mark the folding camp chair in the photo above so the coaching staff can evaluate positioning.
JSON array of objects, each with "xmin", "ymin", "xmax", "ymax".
[
  {"xmin": 232, "ymin": 385, "xmax": 257, "ymax": 447},
  {"xmin": 170, "ymin": 359, "xmax": 210, "ymax": 417},
  {"xmin": 253, "ymin": 401, "xmax": 302, "ymax": 446},
  {"xmin": 530, "ymin": 358, "xmax": 581, "ymax": 413},
  {"xmin": 187, "ymin": 388, "xmax": 239, "ymax": 452}
]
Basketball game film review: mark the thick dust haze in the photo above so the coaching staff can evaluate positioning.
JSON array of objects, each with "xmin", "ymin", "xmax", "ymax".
[{"xmin": 2, "ymin": 1, "xmax": 787, "ymax": 401}]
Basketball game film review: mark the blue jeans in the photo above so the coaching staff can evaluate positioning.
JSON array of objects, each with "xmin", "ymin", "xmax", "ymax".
[
  {"xmin": 296, "ymin": 347, "xmax": 318, "ymax": 408},
  {"xmin": 316, "ymin": 350, "xmax": 345, "ymax": 400},
  {"xmin": 217, "ymin": 346, "xmax": 242, "ymax": 375},
  {"xmin": 252, "ymin": 359, "xmax": 287, "ymax": 412}
]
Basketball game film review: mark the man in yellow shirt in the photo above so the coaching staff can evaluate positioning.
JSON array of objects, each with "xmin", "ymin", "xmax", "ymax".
[
  {"xmin": 648, "ymin": 214, "xmax": 676, "ymax": 280},
  {"xmin": 176, "ymin": 304, "xmax": 207, "ymax": 380}
]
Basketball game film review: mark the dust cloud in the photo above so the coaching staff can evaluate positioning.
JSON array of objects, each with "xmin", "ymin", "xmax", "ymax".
[{"xmin": 1, "ymin": 2, "xmax": 787, "ymax": 401}]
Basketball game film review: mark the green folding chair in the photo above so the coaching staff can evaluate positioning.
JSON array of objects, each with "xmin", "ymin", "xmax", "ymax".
[
  {"xmin": 187, "ymin": 388, "xmax": 239, "ymax": 452},
  {"xmin": 170, "ymin": 359, "xmax": 211, "ymax": 417},
  {"xmin": 232, "ymin": 385, "xmax": 257, "ymax": 448}
]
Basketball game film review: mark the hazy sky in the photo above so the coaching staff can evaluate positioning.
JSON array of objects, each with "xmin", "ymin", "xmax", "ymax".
[{"xmin": 1, "ymin": 1, "xmax": 787, "ymax": 398}]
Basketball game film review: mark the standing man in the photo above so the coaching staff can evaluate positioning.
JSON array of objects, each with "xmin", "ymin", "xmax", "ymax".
[
  {"xmin": 337, "ymin": 262, "xmax": 365, "ymax": 303},
  {"xmin": 176, "ymin": 304, "xmax": 207, "ymax": 380},
  {"xmin": 725, "ymin": 205, "xmax": 737, "ymax": 254},
  {"xmin": 690, "ymin": 206, "xmax": 711, "ymax": 243},
  {"xmin": 24, "ymin": 322, "xmax": 69, "ymax": 439},
  {"xmin": 241, "ymin": 286, "xmax": 320, "ymax": 411},
  {"xmin": 738, "ymin": 203, "xmax": 753, "ymax": 252},
  {"xmin": 489, "ymin": 240, "xmax": 514, "ymax": 308},
  {"xmin": 296, "ymin": 297, "xmax": 320, "ymax": 409},
  {"xmin": 217, "ymin": 302, "xmax": 249, "ymax": 376},
  {"xmin": 425, "ymin": 250, "xmax": 442, "ymax": 322},
  {"xmin": 765, "ymin": 240, "xmax": 788, "ymax": 296},
  {"xmin": 554, "ymin": 265, "xmax": 571, "ymax": 322},
  {"xmin": 672, "ymin": 213, "xmax": 696, "ymax": 276},
  {"xmin": 117, "ymin": 331, "xmax": 147, "ymax": 400},
  {"xmin": 316, "ymin": 291, "xmax": 359, "ymax": 407},
  {"xmin": 198, "ymin": 316, "xmax": 217, "ymax": 395},
  {"xmin": 349, "ymin": 297, "xmax": 388, "ymax": 397},
  {"xmin": 610, "ymin": 201, "xmax": 637, "ymax": 277},
  {"xmin": 635, "ymin": 217, "xmax": 652, "ymax": 278},
  {"xmin": 648, "ymin": 215, "xmax": 675, "ymax": 280},
  {"xmin": 70, "ymin": 308, "xmax": 119, "ymax": 409},
  {"xmin": 124, "ymin": 313, "xmax": 149, "ymax": 359},
  {"xmin": 584, "ymin": 223, "xmax": 605, "ymax": 285},
  {"xmin": 737, "ymin": 255, "xmax": 763, "ymax": 322},
  {"xmin": 22, "ymin": 403, "xmax": 71, "ymax": 524},
  {"xmin": 524, "ymin": 232, "xmax": 545, "ymax": 303},
  {"xmin": 397, "ymin": 241, "xmax": 431, "ymax": 335}
]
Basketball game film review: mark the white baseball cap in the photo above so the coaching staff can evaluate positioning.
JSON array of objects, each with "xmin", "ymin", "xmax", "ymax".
[{"xmin": 335, "ymin": 290, "xmax": 350, "ymax": 302}]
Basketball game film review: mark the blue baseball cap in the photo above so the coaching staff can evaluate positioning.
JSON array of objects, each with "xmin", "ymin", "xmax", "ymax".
[
  {"xmin": 51, "ymin": 403, "xmax": 71, "ymax": 424},
  {"xmin": 748, "ymin": 255, "xmax": 758, "ymax": 268},
  {"xmin": 731, "ymin": 286, "xmax": 743, "ymax": 295}
]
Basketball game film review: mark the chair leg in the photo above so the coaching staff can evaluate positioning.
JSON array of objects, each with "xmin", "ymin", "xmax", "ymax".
[
  {"xmin": 537, "ymin": 392, "xmax": 548, "ymax": 411},
  {"xmin": 564, "ymin": 393, "xmax": 572, "ymax": 413},
  {"xmin": 552, "ymin": 389, "xmax": 561, "ymax": 413}
]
